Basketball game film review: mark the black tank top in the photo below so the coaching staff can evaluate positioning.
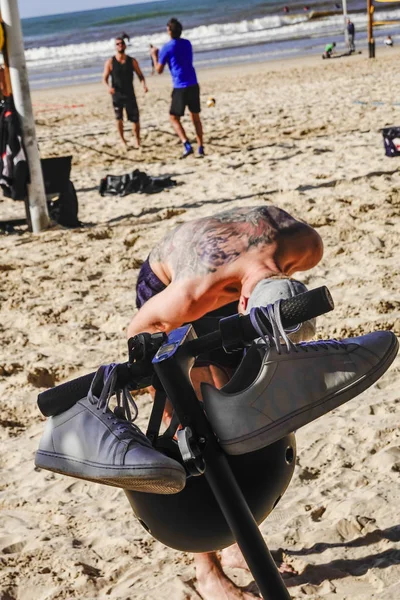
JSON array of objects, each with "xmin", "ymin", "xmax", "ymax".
[{"xmin": 111, "ymin": 55, "xmax": 134, "ymax": 97}]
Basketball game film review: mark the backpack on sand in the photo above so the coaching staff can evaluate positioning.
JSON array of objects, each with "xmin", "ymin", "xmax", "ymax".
[
  {"xmin": 99, "ymin": 169, "xmax": 176, "ymax": 197},
  {"xmin": 48, "ymin": 180, "xmax": 80, "ymax": 228}
]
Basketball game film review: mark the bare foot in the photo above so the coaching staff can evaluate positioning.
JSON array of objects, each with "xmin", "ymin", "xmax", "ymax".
[
  {"xmin": 195, "ymin": 553, "xmax": 259, "ymax": 600},
  {"xmin": 271, "ymin": 548, "xmax": 297, "ymax": 577},
  {"xmin": 220, "ymin": 545, "xmax": 249, "ymax": 570},
  {"xmin": 199, "ymin": 576, "xmax": 259, "ymax": 600},
  {"xmin": 220, "ymin": 544, "xmax": 297, "ymax": 577}
]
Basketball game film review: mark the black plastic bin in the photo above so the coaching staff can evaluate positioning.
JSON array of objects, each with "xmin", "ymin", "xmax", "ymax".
[
  {"xmin": 41, "ymin": 156, "xmax": 72, "ymax": 194},
  {"xmin": 41, "ymin": 156, "xmax": 79, "ymax": 228}
]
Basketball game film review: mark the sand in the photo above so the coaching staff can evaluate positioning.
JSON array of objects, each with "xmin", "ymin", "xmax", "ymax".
[{"xmin": 1, "ymin": 48, "xmax": 400, "ymax": 600}]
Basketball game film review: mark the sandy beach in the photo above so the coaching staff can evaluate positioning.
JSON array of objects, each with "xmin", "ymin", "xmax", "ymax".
[{"xmin": 1, "ymin": 48, "xmax": 400, "ymax": 600}]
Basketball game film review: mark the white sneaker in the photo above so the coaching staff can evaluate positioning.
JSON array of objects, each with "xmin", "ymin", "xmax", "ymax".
[
  {"xmin": 202, "ymin": 302, "xmax": 398, "ymax": 455},
  {"xmin": 35, "ymin": 365, "xmax": 186, "ymax": 494}
]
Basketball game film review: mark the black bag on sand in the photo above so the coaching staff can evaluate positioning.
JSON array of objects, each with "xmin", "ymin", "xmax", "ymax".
[
  {"xmin": 382, "ymin": 127, "xmax": 400, "ymax": 157},
  {"xmin": 99, "ymin": 169, "xmax": 176, "ymax": 197},
  {"xmin": 48, "ymin": 180, "xmax": 81, "ymax": 228}
]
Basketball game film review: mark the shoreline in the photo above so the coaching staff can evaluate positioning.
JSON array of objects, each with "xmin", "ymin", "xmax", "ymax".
[
  {"xmin": 30, "ymin": 44, "xmax": 400, "ymax": 109},
  {"xmin": 27, "ymin": 21, "xmax": 400, "ymax": 92},
  {"xmin": 30, "ymin": 46, "xmax": 372, "ymax": 99}
]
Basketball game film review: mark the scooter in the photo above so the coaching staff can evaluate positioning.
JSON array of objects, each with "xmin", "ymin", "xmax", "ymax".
[{"xmin": 35, "ymin": 286, "xmax": 352, "ymax": 599}]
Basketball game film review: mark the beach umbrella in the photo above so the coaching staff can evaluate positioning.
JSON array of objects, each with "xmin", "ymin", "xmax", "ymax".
[{"xmin": 0, "ymin": 0, "xmax": 49, "ymax": 232}]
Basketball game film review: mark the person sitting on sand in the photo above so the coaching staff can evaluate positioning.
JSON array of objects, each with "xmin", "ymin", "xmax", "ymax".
[
  {"xmin": 150, "ymin": 18, "xmax": 204, "ymax": 158},
  {"xmin": 322, "ymin": 41, "xmax": 336, "ymax": 59},
  {"xmin": 384, "ymin": 35, "xmax": 394, "ymax": 47},
  {"xmin": 102, "ymin": 33, "xmax": 148, "ymax": 148},
  {"xmin": 36, "ymin": 204, "xmax": 397, "ymax": 600}
]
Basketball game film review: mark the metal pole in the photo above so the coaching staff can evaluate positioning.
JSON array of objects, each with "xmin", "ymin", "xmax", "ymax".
[
  {"xmin": 155, "ymin": 355, "xmax": 292, "ymax": 600},
  {"xmin": 367, "ymin": 0, "xmax": 375, "ymax": 57},
  {"xmin": 0, "ymin": 0, "xmax": 50, "ymax": 232},
  {"xmin": 204, "ymin": 453, "xmax": 292, "ymax": 600},
  {"xmin": 342, "ymin": 0, "xmax": 349, "ymax": 51}
]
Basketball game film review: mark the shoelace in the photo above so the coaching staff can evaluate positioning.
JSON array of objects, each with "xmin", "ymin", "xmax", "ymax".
[
  {"xmin": 88, "ymin": 363, "xmax": 151, "ymax": 444},
  {"xmin": 249, "ymin": 300, "xmax": 344, "ymax": 355}
]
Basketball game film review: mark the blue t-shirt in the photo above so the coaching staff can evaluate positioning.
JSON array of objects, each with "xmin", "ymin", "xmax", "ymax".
[{"xmin": 158, "ymin": 38, "xmax": 198, "ymax": 89}]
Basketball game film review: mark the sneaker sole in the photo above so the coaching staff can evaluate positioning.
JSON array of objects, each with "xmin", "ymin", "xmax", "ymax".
[
  {"xmin": 219, "ymin": 333, "xmax": 399, "ymax": 455},
  {"xmin": 180, "ymin": 150, "xmax": 194, "ymax": 159},
  {"xmin": 35, "ymin": 452, "xmax": 185, "ymax": 494}
]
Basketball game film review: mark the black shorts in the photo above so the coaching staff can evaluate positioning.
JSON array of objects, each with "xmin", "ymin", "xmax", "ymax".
[
  {"xmin": 170, "ymin": 84, "xmax": 201, "ymax": 117},
  {"xmin": 113, "ymin": 94, "xmax": 139, "ymax": 123}
]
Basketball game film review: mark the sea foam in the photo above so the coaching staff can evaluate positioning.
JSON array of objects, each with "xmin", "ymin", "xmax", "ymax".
[{"xmin": 25, "ymin": 10, "xmax": 400, "ymax": 72}]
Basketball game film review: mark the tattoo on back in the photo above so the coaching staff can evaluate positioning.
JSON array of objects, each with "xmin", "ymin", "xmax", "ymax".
[{"xmin": 150, "ymin": 205, "xmax": 300, "ymax": 280}]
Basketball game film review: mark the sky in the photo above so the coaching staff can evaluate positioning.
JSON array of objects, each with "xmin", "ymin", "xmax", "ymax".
[{"xmin": 19, "ymin": 0, "xmax": 155, "ymax": 19}]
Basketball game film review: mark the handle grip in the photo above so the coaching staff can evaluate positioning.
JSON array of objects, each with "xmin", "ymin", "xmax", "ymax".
[
  {"xmin": 278, "ymin": 285, "xmax": 333, "ymax": 328},
  {"xmin": 37, "ymin": 362, "xmax": 148, "ymax": 417},
  {"xmin": 187, "ymin": 286, "xmax": 334, "ymax": 356},
  {"xmin": 242, "ymin": 285, "xmax": 333, "ymax": 341},
  {"xmin": 38, "ymin": 372, "xmax": 96, "ymax": 417}
]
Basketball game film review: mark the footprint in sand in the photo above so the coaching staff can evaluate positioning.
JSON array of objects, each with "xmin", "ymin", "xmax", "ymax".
[
  {"xmin": 370, "ymin": 446, "xmax": 400, "ymax": 473},
  {"xmin": 1, "ymin": 540, "xmax": 27, "ymax": 554}
]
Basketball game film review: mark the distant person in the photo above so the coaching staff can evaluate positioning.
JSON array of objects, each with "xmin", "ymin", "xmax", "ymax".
[
  {"xmin": 149, "ymin": 44, "xmax": 155, "ymax": 75},
  {"xmin": 384, "ymin": 35, "xmax": 394, "ymax": 47},
  {"xmin": 322, "ymin": 41, "xmax": 336, "ymax": 59},
  {"xmin": 283, "ymin": 6, "xmax": 290, "ymax": 12},
  {"xmin": 347, "ymin": 18, "xmax": 355, "ymax": 53},
  {"xmin": 150, "ymin": 18, "xmax": 204, "ymax": 158},
  {"xmin": 102, "ymin": 33, "xmax": 148, "ymax": 148}
]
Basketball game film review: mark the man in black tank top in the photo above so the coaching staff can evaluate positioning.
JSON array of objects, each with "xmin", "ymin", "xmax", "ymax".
[{"xmin": 102, "ymin": 34, "xmax": 148, "ymax": 148}]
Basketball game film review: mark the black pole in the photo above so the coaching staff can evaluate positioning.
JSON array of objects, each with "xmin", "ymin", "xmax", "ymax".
[
  {"xmin": 367, "ymin": 0, "xmax": 375, "ymax": 58},
  {"xmin": 369, "ymin": 40, "xmax": 375, "ymax": 58},
  {"xmin": 154, "ymin": 347, "xmax": 292, "ymax": 600},
  {"xmin": 204, "ymin": 451, "xmax": 292, "ymax": 600}
]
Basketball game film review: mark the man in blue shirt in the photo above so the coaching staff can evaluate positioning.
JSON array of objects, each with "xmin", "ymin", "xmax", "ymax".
[{"xmin": 151, "ymin": 18, "xmax": 204, "ymax": 158}]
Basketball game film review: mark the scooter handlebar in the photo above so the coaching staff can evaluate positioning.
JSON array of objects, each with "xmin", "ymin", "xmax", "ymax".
[
  {"xmin": 186, "ymin": 285, "xmax": 334, "ymax": 356},
  {"xmin": 37, "ymin": 286, "xmax": 334, "ymax": 417}
]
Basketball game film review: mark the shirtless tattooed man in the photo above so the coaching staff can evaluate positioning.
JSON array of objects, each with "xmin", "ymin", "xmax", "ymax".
[{"xmin": 37, "ymin": 205, "xmax": 397, "ymax": 600}]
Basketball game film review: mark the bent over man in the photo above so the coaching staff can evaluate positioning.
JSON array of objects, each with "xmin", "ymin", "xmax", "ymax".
[
  {"xmin": 36, "ymin": 205, "xmax": 397, "ymax": 599},
  {"xmin": 103, "ymin": 33, "xmax": 148, "ymax": 148}
]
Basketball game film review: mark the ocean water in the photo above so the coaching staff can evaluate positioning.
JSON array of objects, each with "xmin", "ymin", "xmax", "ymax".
[{"xmin": 22, "ymin": 0, "xmax": 400, "ymax": 89}]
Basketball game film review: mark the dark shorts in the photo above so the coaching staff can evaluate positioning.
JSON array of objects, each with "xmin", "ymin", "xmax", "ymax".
[
  {"xmin": 136, "ymin": 256, "xmax": 167, "ymax": 309},
  {"xmin": 135, "ymin": 257, "xmax": 242, "ymax": 370},
  {"xmin": 113, "ymin": 94, "xmax": 139, "ymax": 122},
  {"xmin": 170, "ymin": 84, "xmax": 201, "ymax": 117}
]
